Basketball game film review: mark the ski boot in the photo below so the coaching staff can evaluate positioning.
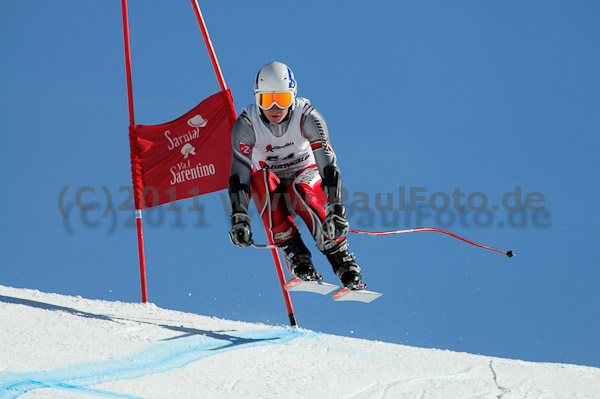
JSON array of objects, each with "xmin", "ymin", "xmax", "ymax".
[
  {"xmin": 324, "ymin": 240, "xmax": 365, "ymax": 290},
  {"xmin": 278, "ymin": 233, "xmax": 319, "ymax": 281}
]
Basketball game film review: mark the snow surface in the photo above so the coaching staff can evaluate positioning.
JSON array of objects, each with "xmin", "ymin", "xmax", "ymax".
[{"xmin": 1, "ymin": 285, "xmax": 599, "ymax": 399}]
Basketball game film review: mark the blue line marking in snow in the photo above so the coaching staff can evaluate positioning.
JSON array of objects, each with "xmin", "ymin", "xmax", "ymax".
[{"xmin": 0, "ymin": 328, "xmax": 306, "ymax": 399}]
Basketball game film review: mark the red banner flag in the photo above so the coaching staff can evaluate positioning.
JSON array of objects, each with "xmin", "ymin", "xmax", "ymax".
[{"xmin": 129, "ymin": 90, "xmax": 236, "ymax": 209}]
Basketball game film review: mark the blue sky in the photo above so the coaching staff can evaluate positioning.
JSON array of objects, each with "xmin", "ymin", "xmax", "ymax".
[{"xmin": 1, "ymin": 1, "xmax": 599, "ymax": 367}]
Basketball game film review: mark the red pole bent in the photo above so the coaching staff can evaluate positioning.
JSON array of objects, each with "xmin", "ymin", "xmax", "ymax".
[
  {"xmin": 190, "ymin": 0, "xmax": 227, "ymax": 92},
  {"xmin": 264, "ymin": 227, "xmax": 297, "ymax": 327},
  {"xmin": 190, "ymin": 1, "xmax": 297, "ymax": 326}
]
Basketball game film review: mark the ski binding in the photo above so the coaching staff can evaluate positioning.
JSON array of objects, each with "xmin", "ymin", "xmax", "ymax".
[
  {"xmin": 332, "ymin": 288, "xmax": 382, "ymax": 303},
  {"xmin": 284, "ymin": 278, "xmax": 339, "ymax": 295}
]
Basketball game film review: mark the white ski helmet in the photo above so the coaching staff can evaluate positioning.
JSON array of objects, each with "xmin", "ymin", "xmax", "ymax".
[{"xmin": 254, "ymin": 62, "xmax": 297, "ymax": 110}]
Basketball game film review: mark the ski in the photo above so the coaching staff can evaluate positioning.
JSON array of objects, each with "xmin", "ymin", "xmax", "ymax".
[
  {"xmin": 284, "ymin": 278, "xmax": 339, "ymax": 295},
  {"xmin": 332, "ymin": 287, "xmax": 382, "ymax": 303}
]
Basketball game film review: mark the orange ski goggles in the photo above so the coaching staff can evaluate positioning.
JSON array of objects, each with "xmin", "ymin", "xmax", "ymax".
[{"xmin": 256, "ymin": 91, "xmax": 293, "ymax": 110}]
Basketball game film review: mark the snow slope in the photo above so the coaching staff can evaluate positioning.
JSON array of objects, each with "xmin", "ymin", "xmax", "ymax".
[{"xmin": 1, "ymin": 285, "xmax": 599, "ymax": 399}]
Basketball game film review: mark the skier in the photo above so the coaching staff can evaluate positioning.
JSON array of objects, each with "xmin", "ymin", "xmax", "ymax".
[{"xmin": 227, "ymin": 61, "xmax": 365, "ymax": 290}]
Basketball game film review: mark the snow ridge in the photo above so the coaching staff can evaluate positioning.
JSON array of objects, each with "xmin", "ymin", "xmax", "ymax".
[{"xmin": 1, "ymin": 285, "xmax": 599, "ymax": 399}]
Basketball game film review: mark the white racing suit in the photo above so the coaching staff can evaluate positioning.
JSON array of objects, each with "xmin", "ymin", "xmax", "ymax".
[{"xmin": 229, "ymin": 97, "xmax": 343, "ymax": 252}]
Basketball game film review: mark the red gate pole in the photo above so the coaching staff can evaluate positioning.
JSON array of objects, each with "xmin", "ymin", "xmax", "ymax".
[
  {"xmin": 121, "ymin": 0, "xmax": 148, "ymax": 303},
  {"xmin": 190, "ymin": 0, "xmax": 297, "ymax": 326},
  {"xmin": 190, "ymin": 0, "xmax": 227, "ymax": 92},
  {"xmin": 265, "ymin": 231, "xmax": 298, "ymax": 327}
]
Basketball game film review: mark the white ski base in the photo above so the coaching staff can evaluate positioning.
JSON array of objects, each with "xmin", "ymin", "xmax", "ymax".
[
  {"xmin": 332, "ymin": 288, "xmax": 383, "ymax": 303},
  {"xmin": 284, "ymin": 278, "xmax": 339, "ymax": 295}
]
